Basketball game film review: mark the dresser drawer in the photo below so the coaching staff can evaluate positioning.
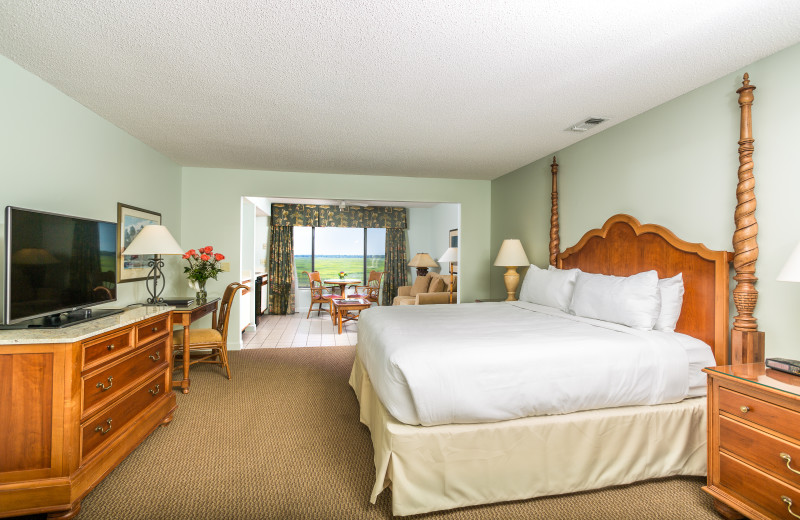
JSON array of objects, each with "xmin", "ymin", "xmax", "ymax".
[
  {"xmin": 82, "ymin": 328, "xmax": 133, "ymax": 371},
  {"xmin": 721, "ymin": 415, "xmax": 800, "ymax": 488},
  {"xmin": 81, "ymin": 371, "xmax": 167, "ymax": 461},
  {"xmin": 137, "ymin": 315, "xmax": 170, "ymax": 345},
  {"xmin": 720, "ymin": 452, "xmax": 800, "ymax": 520},
  {"xmin": 82, "ymin": 338, "xmax": 168, "ymax": 418},
  {"xmin": 719, "ymin": 387, "xmax": 798, "ymax": 440}
]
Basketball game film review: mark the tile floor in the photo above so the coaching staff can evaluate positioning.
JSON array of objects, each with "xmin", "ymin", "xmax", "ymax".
[{"xmin": 241, "ymin": 308, "xmax": 360, "ymax": 348}]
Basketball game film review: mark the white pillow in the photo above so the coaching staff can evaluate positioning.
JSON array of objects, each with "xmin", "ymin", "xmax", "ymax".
[
  {"xmin": 569, "ymin": 270, "xmax": 661, "ymax": 330},
  {"xmin": 654, "ymin": 273, "xmax": 684, "ymax": 332},
  {"xmin": 518, "ymin": 264, "xmax": 579, "ymax": 312}
]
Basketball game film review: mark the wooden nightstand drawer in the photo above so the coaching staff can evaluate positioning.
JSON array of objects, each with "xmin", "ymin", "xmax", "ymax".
[
  {"xmin": 721, "ymin": 415, "xmax": 800, "ymax": 487},
  {"xmin": 82, "ymin": 338, "xmax": 168, "ymax": 418},
  {"xmin": 137, "ymin": 315, "xmax": 170, "ymax": 345},
  {"xmin": 719, "ymin": 387, "xmax": 798, "ymax": 440},
  {"xmin": 720, "ymin": 452, "xmax": 800, "ymax": 520},
  {"xmin": 81, "ymin": 371, "xmax": 167, "ymax": 461},
  {"xmin": 82, "ymin": 328, "xmax": 133, "ymax": 371}
]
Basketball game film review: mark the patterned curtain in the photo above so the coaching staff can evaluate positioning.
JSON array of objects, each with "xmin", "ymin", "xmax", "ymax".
[
  {"xmin": 268, "ymin": 224, "xmax": 295, "ymax": 314},
  {"xmin": 271, "ymin": 204, "xmax": 407, "ymax": 229},
  {"xmin": 383, "ymin": 228, "xmax": 408, "ymax": 306}
]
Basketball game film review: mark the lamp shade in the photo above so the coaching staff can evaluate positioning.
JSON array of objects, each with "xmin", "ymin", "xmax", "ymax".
[
  {"xmin": 408, "ymin": 253, "xmax": 439, "ymax": 268},
  {"xmin": 123, "ymin": 225, "xmax": 183, "ymax": 256},
  {"xmin": 438, "ymin": 247, "xmax": 458, "ymax": 264},
  {"xmin": 493, "ymin": 239, "xmax": 529, "ymax": 267},
  {"xmin": 778, "ymin": 241, "xmax": 800, "ymax": 282}
]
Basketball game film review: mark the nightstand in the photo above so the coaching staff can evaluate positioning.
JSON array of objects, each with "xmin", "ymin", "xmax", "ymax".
[
  {"xmin": 704, "ymin": 363, "xmax": 800, "ymax": 519},
  {"xmin": 474, "ymin": 298, "xmax": 505, "ymax": 303}
]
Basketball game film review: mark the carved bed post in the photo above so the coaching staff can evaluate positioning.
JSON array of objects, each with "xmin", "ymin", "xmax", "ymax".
[
  {"xmin": 549, "ymin": 157, "xmax": 559, "ymax": 266},
  {"xmin": 731, "ymin": 73, "xmax": 765, "ymax": 364}
]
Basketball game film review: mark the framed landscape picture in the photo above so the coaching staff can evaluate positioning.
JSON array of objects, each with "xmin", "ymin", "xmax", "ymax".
[{"xmin": 117, "ymin": 203, "xmax": 161, "ymax": 283}]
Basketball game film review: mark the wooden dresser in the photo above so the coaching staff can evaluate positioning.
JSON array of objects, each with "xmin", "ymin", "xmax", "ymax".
[
  {"xmin": 704, "ymin": 364, "xmax": 800, "ymax": 520},
  {"xmin": 0, "ymin": 307, "xmax": 177, "ymax": 519}
]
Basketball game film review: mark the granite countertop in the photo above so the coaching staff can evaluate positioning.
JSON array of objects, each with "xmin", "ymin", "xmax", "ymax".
[{"xmin": 0, "ymin": 306, "xmax": 174, "ymax": 345}]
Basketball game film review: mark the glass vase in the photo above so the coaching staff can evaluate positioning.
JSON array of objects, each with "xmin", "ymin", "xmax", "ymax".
[{"xmin": 196, "ymin": 281, "xmax": 207, "ymax": 303}]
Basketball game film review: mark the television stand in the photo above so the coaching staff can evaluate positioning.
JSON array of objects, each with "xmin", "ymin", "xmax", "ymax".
[{"xmin": 0, "ymin": 308, "xmax": 123, "ymax": 329}]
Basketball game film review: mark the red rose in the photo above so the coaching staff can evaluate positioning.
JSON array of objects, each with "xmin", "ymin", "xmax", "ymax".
[
  {"xmin": 182, "ymin": 253, "xmax": 190, "ymax": 259},
  {"xmin": 204, "ymin": 246, "xmax": 213, "ymax": 253},
  {"xmin": 214, "ymin": 253, "xmax": 224, "ymax": 261},
  {"xmin": 187, "ymin": 249, "xmax": 196, "ymax": 255},
  {"xmin": 200, "ymin": 254, "xmax": 210, "ymax": 261}
]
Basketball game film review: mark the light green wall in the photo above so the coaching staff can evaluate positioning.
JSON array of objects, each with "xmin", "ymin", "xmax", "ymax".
[
  {"xmin": 0, "ymin": 56, "xmax": 182, "ymax": 320},
  {"xmin": 181, "ymin": 168, "xmax": 490, "ymax": 347},
  {"xmin": 491, "ymin": 42, "xmax": 800, "ymax": 359}
]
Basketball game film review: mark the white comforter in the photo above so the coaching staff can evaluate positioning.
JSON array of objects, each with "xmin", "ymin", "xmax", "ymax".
[{"xmin": 356, "ymin": 301, "xmax": 716, "ymax": 426}]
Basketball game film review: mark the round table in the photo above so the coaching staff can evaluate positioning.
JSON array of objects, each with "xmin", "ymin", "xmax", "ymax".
[{"xmin": 323, "ymin": 278, "xmax": 362, "ymax": 296}]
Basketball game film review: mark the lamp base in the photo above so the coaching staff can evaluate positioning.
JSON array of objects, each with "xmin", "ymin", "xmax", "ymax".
[
  {"xmin": 503, "ymin": 266, "xmax": 520, "ymax": 301},
  {"xmin": 416, "ymin": 267, "xmax": 430, "ymax": 277}
]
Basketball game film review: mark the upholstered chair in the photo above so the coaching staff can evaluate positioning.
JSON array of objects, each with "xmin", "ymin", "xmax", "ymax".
[{"xmin": 172, "ymin": 282, "xmax": 246, "ymax": 380}]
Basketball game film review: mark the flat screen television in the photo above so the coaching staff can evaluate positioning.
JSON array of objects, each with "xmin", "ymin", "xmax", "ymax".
[{"xmin": 3, "ymin": 206, "xmax": 121, "ymax": 327}]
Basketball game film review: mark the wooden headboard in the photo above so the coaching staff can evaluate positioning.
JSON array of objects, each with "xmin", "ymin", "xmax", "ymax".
[{"xmin": 556, "ymin": 214, "xmax": 732, "ymax": 366}]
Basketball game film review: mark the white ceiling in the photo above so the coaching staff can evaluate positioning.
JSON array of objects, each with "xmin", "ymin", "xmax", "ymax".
[{"xmin": 2, "ymin": 1, "xmax": 800, "ymax": 181}]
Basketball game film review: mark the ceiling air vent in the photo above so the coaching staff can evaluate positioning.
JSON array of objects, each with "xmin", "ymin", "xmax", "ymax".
[{"xmin": 566, "ymin": 117, "xmax": 609, "ymax": 132}]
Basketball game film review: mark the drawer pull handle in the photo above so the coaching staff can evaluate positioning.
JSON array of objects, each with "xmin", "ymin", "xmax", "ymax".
[
  {"xmin": 152, "ymin": 326, "xmax": 159, "ymax": 332},
  {"xmin": 94, "ymin": 418, "xmax": 112, "ymax": 435},
  {"xmin": 783, "ymin": 496, "xmax": 800, "ymax": 519},
  {"xmin": 740, "ymin": 406, "xmax": 750, "ymax": 413},
  {"xmin": 781, "ymin": 453, "xmax": 800, "ymax": 475},
  {"xmin": 149, "ymin": 384, "xmax": 161, "ymax": 396},
  {"xmin": 149, "ymin": 351, "xmax": 161, "ymax": 362},
  {"xmin": 96, "ymin": 376, "xmax": 113, "ymax": 391},
  {"xmin": 106, "ymin": 344, "xmax": 115, "ymax": 351}
]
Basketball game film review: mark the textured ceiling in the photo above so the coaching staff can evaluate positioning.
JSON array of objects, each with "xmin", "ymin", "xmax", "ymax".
[{"xmin": 2, "ymin": 1, "xmax": 800, "ymax": 180}]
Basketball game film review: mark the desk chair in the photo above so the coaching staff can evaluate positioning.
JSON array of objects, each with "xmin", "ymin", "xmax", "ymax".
[{"xmin": 172, "ymin": 282, "xmax": 246, "ymax": 380}]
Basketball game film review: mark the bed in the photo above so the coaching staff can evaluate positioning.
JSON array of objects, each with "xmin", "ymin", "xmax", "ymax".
[{"xmin": 349, "ymin": 74, "xmax": 763, "ymax": 516}]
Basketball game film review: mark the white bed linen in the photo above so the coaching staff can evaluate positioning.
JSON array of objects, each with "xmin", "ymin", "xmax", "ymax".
[{"xmin": 357, "ymin": 301, "xmax": 715, "ymax": 426}]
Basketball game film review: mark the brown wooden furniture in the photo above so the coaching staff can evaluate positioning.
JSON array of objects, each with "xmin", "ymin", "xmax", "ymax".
[
  {"xmin": 171, "ymin": 297, "xmax": 220, "ymax": 394},
  {"xmin": 556, "ymin": 213, "xmax": 732, "ymax": 365},
  {"xmin": 323, "ymin": 277, "xmax": 362, "ymax": 296},
  {"xmin": 704, "ymin": 364, "xmax": 800, "ymax": 519},
  {"xmin": 0, "ymin": 308, "xmax": 176, "ymax": 519},
  {"xmin": 304, "ymin": 271, "xmax": 342, "ymax": 318},
  {"xmin": 173, "ymin": 283, "xmax": 246, "ymax": 385},
  {"xmin": 731, "ymin": 73, "xmax": 765, "ymax": 365},
  {"xmin": 331, "ymin": 298, "xmax": 371, "ymax": 334},
  {"xmin": 351, "ymin": 271, "xmax": 384, "ymax": 305}
]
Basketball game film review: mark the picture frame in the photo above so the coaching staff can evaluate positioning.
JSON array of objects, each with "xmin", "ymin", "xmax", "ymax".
[{"xmin": 117, "ymin": 203, "xmax": 161, "ymax": 283}]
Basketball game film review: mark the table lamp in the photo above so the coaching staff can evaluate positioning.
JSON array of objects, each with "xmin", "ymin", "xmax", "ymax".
[
  {"xmin": 438, "ymin": 247, "xmax": 458, "ymax": 304},
  {"xmin": 408, "ymin": 253, "xmax": 439, "ymax": 277},
  {"xmin": 122, "ymin": 225, "xmax": 183, "ymax": 304},
  {"xmin": 494, "ymin": 239, "xmax": 529, "ymax": 301}
]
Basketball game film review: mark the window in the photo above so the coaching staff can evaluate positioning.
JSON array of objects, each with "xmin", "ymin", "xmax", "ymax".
[{"xmin": 294, "ymin": 227, "xmax": 385, "ymax": 288}]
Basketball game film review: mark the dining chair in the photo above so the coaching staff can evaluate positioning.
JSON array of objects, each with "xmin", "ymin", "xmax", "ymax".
[
  {"xmin": 352, "ymin": 271, "xmax": 384, "ymax": 306},
  {"xmin": 304, "ymin": 271, "xmax": 341, "ymax": 318},
  {"xmin": 172, "ymin": 282, "xmax": 247, "ymax": 380}
]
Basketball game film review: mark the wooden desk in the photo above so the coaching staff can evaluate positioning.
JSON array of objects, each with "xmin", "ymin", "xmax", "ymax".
[
  {"xmin": 172, "ymin": 298, "xmax": 220, "ymax": 394},
  {"xmin": 323, "ymin": 278, "xmax": 361, "ymax": 296}
]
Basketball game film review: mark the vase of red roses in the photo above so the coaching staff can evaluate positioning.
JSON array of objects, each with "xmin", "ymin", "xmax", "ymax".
[{"xmin": 183, "ymin": 246, "xmax": 225, "ymax": 303}]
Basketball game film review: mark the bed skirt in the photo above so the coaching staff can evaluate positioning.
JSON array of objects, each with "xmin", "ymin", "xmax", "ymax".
[{"xmin": 349, "ymin": 356, "xmax": 707, "ymax": 516}]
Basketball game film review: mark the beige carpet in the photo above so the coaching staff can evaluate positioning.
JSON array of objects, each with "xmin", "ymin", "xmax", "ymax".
[{"xmin": 27, "ymin": 346, "xmax": 720, "ymax": 519}]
